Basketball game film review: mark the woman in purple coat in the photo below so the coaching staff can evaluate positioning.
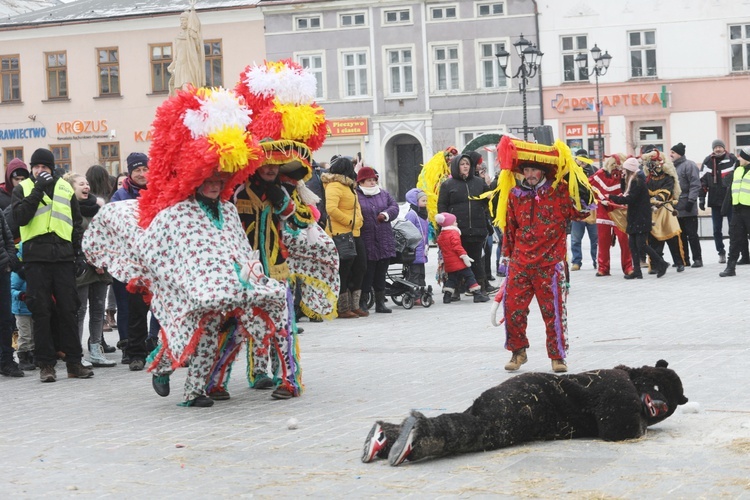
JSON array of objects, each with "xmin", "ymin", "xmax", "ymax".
[{"xmin": 356, "ymin": 167, "xmax": 399, "ymax": 313}]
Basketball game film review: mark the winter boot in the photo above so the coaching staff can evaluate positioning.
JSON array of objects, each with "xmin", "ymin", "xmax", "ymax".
[
  {"xmin": 719, "ymin": 259, "xmax": 737, "ymax": 277},
  {"xmin": 106, "ymin": 309, "xmax": 117, "ymax": 329},
  {"xmin": 719, "ymin": 252, "xmax": 727, "ymax": 264},
  {"xmin": 351, "ymin": 290, "xmax": 369, "ymax": 317},
  {"xmin": 473, "ymin": 291, "xmax": 490, "ymax": 303},
  {"xmin": 88, "ymin": 343, "xmax": 116, "ymax": 367},
  {"xmin": 67, "ymin": 361, "xmax": 94, "ymax": 379},
  {"xmin": 375, "ymin": 291, "xmax": 392, "ymax": 313},
  {"xmin": 551, "ymin": 359, "xmax": 568, "ymax": 373},
  {"xmin": 337, "ymin": 291, "xmax": 359, "ymax": 319},
  {"xmin": 504, "ymin": 348, "xmax": 527, "ymax": 371},
  {"xmin": 17, "ymin": 351, "xmax": 36, "ymax": 371}
]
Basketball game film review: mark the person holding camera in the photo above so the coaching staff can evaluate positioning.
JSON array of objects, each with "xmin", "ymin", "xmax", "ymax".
[{"xmin": 11, "ymin": 148, "xmax": 92, "ymax": 382}]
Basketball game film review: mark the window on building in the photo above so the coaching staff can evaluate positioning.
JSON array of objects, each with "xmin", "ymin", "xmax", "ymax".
[
  {"xmin": 636, "ymin": 122, "xmax": 664, "ymax": 154},
  {"xmin": 384, "ymin": 9, "xmax": 411, "ymax": 25},
  {"xmin": 430, "ymin": 5, "xmax": 458, "ymax": 21},
  {"xmin": 561, "ymin": 35, "xmax": 588, "ymax": 82},
  {"xmin": 295, "ymin": 15, "xmax": 321, "ymax": 31},
  {"xmin": 732, "ymin": 119, "xmax": 750, "ymax": 151},
  {"xmin": 297, "ymin": 53, "xmax": 325, "ymax": 99},
  {"xmin": 50, "ymin": 144, "xmax": 71, "ymax": 173},
  {"xmin": 150, "ymin": 44, "xmax": 172, "ymax": 94},
  {"xmin": 97, "ymin": 48, "xmax": 120, "ymax": 96},
  {"xmin": 2, "ymin": 147, "xmax": 23, "ymax": 169},
  {"xmin": 99, "ymin": 141, "xmax": 121, "ymax": 175},
  {"xmin": 629, "ymin": 30, "xmax": 657, "ymax": 78},
  {"xmin": 476, "ymin": 1, "xmax": 505, "ymax": 17},
  {"xmin": 1, "ymin": 54, "xmax": 21, "ymax": 102},
  {"xmin": 433, "ymin": 44, "xmax": 460, "ymax": 91},
  {"xmin": 387, "ymin": 48, "xmax": 414, "ymax": 95},
  {"xmin": 479, "ymin": 41, "xmax": 507, "ymax": 88},
  {"xmin": 729, "ymin": 23, "xmax": 750, "ymax": 72},
  {"xmin": 340, "ymin": 12, "xmax": 366, "ymax": 28},
  {"xmin": 342, "ymin": 50, "xmax": 368, "ymax": 97},
  {"xmin": 45, "ymin": 51, "xmax": 67, "ymax": 99},
  {"xmin": 204, "ymin": 39, "xmax": 223, "ymax": 87}
]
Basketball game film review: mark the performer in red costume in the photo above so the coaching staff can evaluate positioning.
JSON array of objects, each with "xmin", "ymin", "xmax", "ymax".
[
  {"xmin": 490, "ymin": 137, "xmax": 595, "ymax": 374},
  {"xmin": 589, "ymin": 153, "xmax": 635, "ymax": 277}
]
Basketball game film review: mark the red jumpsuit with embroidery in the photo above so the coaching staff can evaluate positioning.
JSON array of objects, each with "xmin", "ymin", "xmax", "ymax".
[
  {"xmin": 590, "ymin": 169, "xmax": 634, "ymax": 275},
  {"xmin": 501, "ymin": 180, "xmax": 587, "ymax": 360}
]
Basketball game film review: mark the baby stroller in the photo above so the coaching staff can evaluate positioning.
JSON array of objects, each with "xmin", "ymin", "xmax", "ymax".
[{"xmin": 364, "ymin": 219, "xmax": 434, "ymax": 309}]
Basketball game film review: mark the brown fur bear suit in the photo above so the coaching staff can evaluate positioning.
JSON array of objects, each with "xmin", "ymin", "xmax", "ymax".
[{"xmin": 364, "ymin": 360, "xmax": 688, "ymax": 465}]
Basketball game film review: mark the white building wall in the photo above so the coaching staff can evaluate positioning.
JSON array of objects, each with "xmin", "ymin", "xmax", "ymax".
[{"xmin": 669, "ymin": 111, "xmax": 718, "ymax": 158}]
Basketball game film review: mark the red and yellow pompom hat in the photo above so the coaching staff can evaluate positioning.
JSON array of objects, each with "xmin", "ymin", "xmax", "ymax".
[
  {"xmin": 491, "ymin": 135, "xmax": 593, "ymax": 229},
  {"xmin": 138, "ymin": 85, "xmax": 264, "ymax": 228},
  {"xmin": 234, "ymin": 59, "xmax": 327, "ymax": 181}
]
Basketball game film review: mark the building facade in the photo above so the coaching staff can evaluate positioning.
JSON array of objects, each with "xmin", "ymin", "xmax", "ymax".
[
  {"xmin": 538, "ymin": 0, "xmax": 750, "ymax": 164},
  {"xmin": 0, "ymin": 0, "xmax": 264, "ymax": 176},
  {"xmin": 261, "ymin": 0, "xmax": 540, "ymax": 199}
]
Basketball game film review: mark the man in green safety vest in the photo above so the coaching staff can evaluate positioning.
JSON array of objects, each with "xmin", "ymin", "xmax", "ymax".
[
  {"xmin": 11, "ymin": 148, "xmax": 92, "ymax": 382},
  {"xmin": 720, "ymin": 146, "xmax": 750, "ymax": 278}
]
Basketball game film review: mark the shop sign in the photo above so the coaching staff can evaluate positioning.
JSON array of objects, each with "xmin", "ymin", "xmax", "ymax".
[
  {"xmin": 55, "ymin": 119, "xmax": 109, "ymax": 140},
  {"xmin": 134, "ymin": 130, "xmax": 153, "ymax": 142},
  {"xmin": 0, "ymin": 126, "xmax": 47, "ymax": 141},
  {"xmin": 327, "ymin": 118, "xmax": 368, "ymax": 136},
  {"xmin": 551, "ymin": 92, "xmax": 663, "ymax": 114},
  {"xmin": 564, "ymin": 123, "xmax": 604, "ymax": 137}
]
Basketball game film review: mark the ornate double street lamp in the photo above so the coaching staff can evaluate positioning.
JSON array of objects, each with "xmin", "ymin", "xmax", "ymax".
[
  {"xmin": 575, "ymin": 44, "xmax": 612, "ymax": 168},
  {"xmin": 496, "ymin": 34, "xmax": 543, "ymax": 141}
]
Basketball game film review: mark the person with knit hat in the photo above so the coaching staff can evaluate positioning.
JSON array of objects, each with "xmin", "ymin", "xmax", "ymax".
[
  {"xmin": 699, "ymin": 139, "xmax": 747, "ymax": 264},
  {"xmin": 719, "ymin": 146, "xmax": 750, "ymax": 277},
  {"xmin": 356, "ymin": 166, "xmax": 399, "ymax": 313},
  {"xmin": 607, "ymin": 157, "xmax": 669, "ymax": 280},
  {"xmin": 435, "ymin": 212, "xmax": 488, "ymax": 304},
  {"xmin": 109, "ymin": 151, "xmax": 160, "ymax": 370},
  {"xmin": 670, "ymin": 142, "xmax": 703, "ymax": 268},
  {"xmin": 11, "ymin": 148, "xmax": 91, "ymax": 382}
]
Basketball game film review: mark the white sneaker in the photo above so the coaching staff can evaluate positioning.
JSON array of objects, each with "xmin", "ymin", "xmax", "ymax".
[
  {"xmin": 361, "ymin": 423, "xmax": 387, "ymax": 463},
  {"xmin": 388, "ymin": 416, "xmax": 417, "ymax": 466}
]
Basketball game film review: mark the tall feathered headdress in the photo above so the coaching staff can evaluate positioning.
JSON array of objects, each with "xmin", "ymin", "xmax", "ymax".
[
  {"xmin": 234, "ymin": 59, "xmax": 328, "ymax": 182},
  {"xmin": 489, "ymin": 136, "xmax": 594, "ymax": 229},
  {"xmin": 138, "ymin": 85, "xmax": 263, "ymax": 228}
]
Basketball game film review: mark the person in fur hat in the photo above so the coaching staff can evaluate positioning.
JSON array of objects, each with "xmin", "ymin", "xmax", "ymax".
[
  {"xmin": 490, "ymin": 137, "xmax": 595, "ymax": 374},
  {"xmin": 641, "ymin": 149, "xmax": 686, "ymax": 272},
  {"xmin": 435, "ymin": 212, "xmax": 489, "ymax": 303},
  {"xmin": 361, "ymin": 360, "xmax": 688, "ymax": 466},
  {"xmin": 589, "ymin": 153, "xmax": 635, "ymax": 277}
]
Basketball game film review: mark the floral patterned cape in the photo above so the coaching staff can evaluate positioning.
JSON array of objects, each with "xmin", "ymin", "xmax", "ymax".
[
  {"xmin": 83, "ymin": 199, "xmax": 288, "ymax": 369},
  {"xmin": 284, "ymin": 222, "xmax": 340, "ymax": 320}
]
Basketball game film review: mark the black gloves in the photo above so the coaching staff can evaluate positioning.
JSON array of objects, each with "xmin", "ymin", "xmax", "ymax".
[
  {"xmin": 75, "ymin": 256, "xmax": 88, "ymax": 278},
  {"xmin": 699, "ymin": 200, "xmax": 706, "ymax": 211},
  {"xmin": 685, "ymin": 200, "xmax": 694, "ymax": 212},
  {"xmin": 265, "ymin": 184, "xmax": 288, "ymax": 210},
  {"xmin": 34, "ymin": 171, "xmax": 55, "ymax": 190}
]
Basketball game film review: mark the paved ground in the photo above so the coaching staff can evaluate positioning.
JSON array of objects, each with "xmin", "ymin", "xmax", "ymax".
[{"xmin": 2, "ymin": 238, "xmax": 750, "ymax": 499}]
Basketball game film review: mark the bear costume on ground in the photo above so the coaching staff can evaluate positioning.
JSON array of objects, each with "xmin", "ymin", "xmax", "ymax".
[{"xmin": 362, "ymin": 360, "xmax": 688, "ymax": 466}]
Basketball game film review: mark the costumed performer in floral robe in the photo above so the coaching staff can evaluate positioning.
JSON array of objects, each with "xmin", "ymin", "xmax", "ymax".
[
  {"xmin": 83, "ymin": 86, "xmax": 293, "ymax": 407},
  {"xmin": 233, "ymin": 59, "xmax": 339, "ymax": 396}
]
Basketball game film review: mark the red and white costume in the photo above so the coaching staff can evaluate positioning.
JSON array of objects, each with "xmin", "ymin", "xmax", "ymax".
[{"xmin": 589, "ymin": 154, "xmax": 634, "ymax": 276}]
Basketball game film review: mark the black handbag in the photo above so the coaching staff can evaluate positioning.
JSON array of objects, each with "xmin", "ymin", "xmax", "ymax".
[{"xmin": 330, "ymin": 197, "xmax": 358, "ymax": 260}]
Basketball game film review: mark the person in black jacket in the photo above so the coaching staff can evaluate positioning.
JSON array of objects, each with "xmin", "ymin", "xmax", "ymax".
[
  {"xmin": 607, "ymin": 158, "xmax": 668, "ymax": 279},
  {"xmin": 1, "ymin": 210, "xmax": 23, "ymax": 377},
  {"xmin": 11, "ymin": 148, "xmax": 91, "ymax": 382},
  {"xmin": 438, "ymin": 153, "xmax": 491, "ymax": 295}
]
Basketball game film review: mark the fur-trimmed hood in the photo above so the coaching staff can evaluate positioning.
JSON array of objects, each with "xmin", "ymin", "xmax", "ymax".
[
  {"xmin": 321, "ymin": 172, "xmax": 357, "ymax": 190},
  {"xmin": 602, "ymin": 153, "xmax": 629, "ymax": 174}
]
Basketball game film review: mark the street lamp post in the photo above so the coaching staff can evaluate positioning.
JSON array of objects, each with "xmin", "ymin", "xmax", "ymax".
[
  {"xmin": 496, "ymin": 34, "xmax": 543, "ymax": 141},
  {"xmin": 575, "ymin": 45, "xmax": 612, "ymax": 168}
]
